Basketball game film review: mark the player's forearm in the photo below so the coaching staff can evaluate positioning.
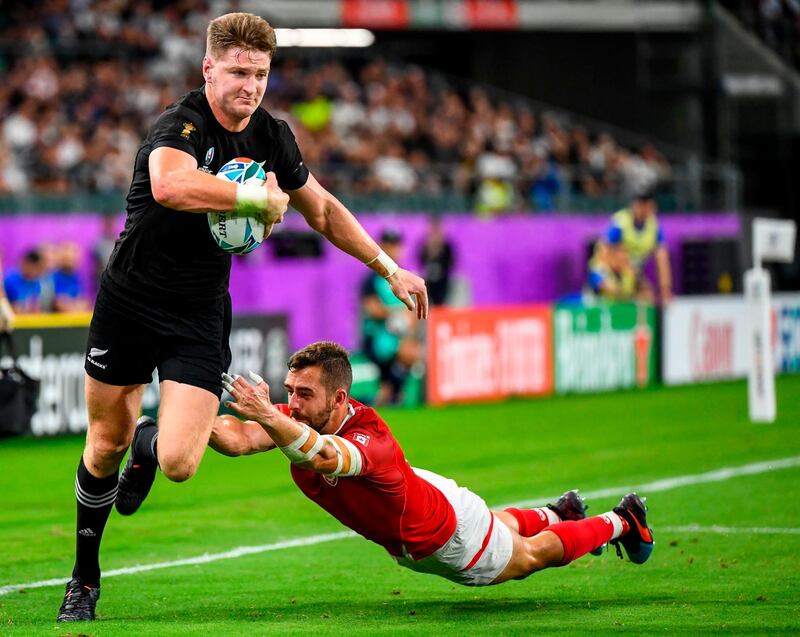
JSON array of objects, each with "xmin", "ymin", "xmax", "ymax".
[
  {"xmin": 256, "ymin": 408, "xmax": 313, "ymax": 448},
  {"xmin": 258, "ymin": 410, "xmax": 339, "ymax": 472},
  {"xmin": 305, "ymin": 196, "xmax": 386, "ymax": 267},
  {"xmin": 152, "ymin": 168, "xmax": 240, "ymax": 213},
  {"xmin": 209, "ymin": 415, "xmax": 275, "ymax": 456}
]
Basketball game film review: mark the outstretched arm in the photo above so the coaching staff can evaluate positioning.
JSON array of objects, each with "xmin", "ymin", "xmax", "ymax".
[
  {"xmin": 222, "ymin": 372, "xmax": 362, "ymax": 476},
  {"xmin": 288, "ymin": 173, "xmax": 428, "ymax": 320},
  {"xmin": 209, "ymin": 414, "xmax": 277, "ymax": 457}
]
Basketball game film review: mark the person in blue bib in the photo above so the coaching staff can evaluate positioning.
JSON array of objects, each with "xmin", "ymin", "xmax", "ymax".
[
  {"xmin": 604, "ymin": 191, "xmax": 672, "ymax": 303},
  {"xmin": 359, "ymin": 230, "xmax": 423, "ymax": 405}
]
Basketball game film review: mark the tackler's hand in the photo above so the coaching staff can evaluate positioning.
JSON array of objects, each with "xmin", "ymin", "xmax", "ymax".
[{"xmin": 221, "ymin": 371, "xmax": 276, "ymax": 425}]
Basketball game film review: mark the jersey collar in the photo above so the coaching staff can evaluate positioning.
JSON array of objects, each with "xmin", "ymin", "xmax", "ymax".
[{"xmin": 332, "ymin": 403, "xmax": 356, "ymax": 436}]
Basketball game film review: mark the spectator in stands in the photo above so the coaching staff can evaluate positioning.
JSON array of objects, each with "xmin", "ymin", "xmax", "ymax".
[
  {"xmin": 360, "ymin": 230, "xmax": 423, "ymax": 405},
  {"xmin": 0, "ymin": 1, "xmax": 675, "ymax": 211},
  {"xmin": 474, "ymin": 141, "xmax": 518, "ymax": 216},
  {"xmin": 603, "ymin": 191, "xmax": 673, "ymax": 303},
  {"xmin": 373, "ymin": 141, "xmax": 417, "ymax": 193},
  {"xmin": 4, "ymin": 249, "xmax": 46, "ymax": 314},
  {"xmin": 52, "ymin": 241, "xmax": 89, "ymax": 312},
  {"xmin": 0, "ymin": 255, "xmax": 15, "ymax": 332},
  {"xmin": 418, "ymin": 217, "xmax": 455, "ymax": 306}
]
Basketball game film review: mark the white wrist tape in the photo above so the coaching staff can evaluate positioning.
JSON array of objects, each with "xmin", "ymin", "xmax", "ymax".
[
  {"xmin": 235, "ymin": 184, "xmax": 268, "ymax": 216},
  {"xmin": 321, "ymin": 435, "xmax": 363, "ymax": 477},
  {"xmin": 366, "ymin": 249, "xmax": 399, "ymax": 278},
  {"xmin": 279, "ymin": 424, "xmax": 325, "ymax": 464}
]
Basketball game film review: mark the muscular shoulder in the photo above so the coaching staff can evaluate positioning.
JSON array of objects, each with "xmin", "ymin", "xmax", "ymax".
[
  {"xmin": 155, "ymin": 89, "xmax": 207, "ymax": 128},
  {"xmin": 146, "ymin": 89, "xmax": 208, "ymax": 156},
  {"xmin": 251, "ymin": 108, "xmax": 299, "ymax": 143}
]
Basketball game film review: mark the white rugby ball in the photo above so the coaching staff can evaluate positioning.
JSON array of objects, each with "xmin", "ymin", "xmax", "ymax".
[{"xmin": 208, "ymin": 157, "xmax": 267, "ymax": 255}]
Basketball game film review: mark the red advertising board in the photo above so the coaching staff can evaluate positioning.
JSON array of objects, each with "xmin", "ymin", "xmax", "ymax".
[
  {"xmin": 427, "ymin": 305, "xmax": 553, "ymax": 405},
  {"xmin": 342, "ymin": 0, "xmax": 410, "ymax": 28},
  {"xmin": 463, "ymin": 0, "xmax": 519, "ymax": 30}
]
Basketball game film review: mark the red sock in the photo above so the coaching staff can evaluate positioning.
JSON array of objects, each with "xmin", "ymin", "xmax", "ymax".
[
  {"xmin": 505, "ymin": 507, "xmax": 560, "ymax": 536},
  {"xmin": 545, "ymin": 515, "xmax": 619, "ymax": 565}
]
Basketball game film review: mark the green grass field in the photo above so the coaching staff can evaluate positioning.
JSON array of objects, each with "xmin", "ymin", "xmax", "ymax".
[{"xmin": 1, "ymin": 378, "xmax": 799, "ymax": 636}]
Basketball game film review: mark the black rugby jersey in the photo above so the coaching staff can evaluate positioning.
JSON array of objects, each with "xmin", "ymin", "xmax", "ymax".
[{"xmin": 104, "ymin": 86, "xmax": 309, "ymax": 305}]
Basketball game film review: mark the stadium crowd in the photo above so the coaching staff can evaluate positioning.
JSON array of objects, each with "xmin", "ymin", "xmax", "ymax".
[
  {"xmin": 0, "ymin": 0, "xmax": 672, "ymax": 213},
  {"xmin": 2, "ymin": 242, "xmax": 89, "ymax": 314},
  {"xmin": 722, "ymin": 0, "xmax": 800, "ymax": 69}
]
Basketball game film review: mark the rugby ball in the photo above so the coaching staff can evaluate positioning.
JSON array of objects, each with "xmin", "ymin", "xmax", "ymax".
[{"xmin": 208, "ymin": 157, "xmax": 267, "ymax": 254}]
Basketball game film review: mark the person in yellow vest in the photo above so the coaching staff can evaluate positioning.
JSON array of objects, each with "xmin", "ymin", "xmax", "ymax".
[
  {"xmin": 604, "ymin": 191, "xmax": 672, "ymax": 303},
  {"xmin": 587, "ymin": 242, "xmax": 638, "ymax": 301}
]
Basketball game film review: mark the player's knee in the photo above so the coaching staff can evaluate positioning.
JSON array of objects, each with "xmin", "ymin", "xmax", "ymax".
[
  {"xmin": 158, "ymin": 453, "xmax": 197, "ymax": 483},
  {"xmin": 87, "ymin": 434, "xmax": 130, "ymax": 463}
]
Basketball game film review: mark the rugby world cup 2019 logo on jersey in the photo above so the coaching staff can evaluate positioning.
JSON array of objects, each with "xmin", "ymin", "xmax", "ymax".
[{"xmin": 198, "ymin": 147, "xmax": 215, "ymax": 174}]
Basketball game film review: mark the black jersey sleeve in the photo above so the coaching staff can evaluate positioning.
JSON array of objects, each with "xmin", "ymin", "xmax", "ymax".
[
  {"xmin": 149, "ymin": 105, "xmax": 205, "ymax": 162},
  {"xmin": 272, "ymin": 119, "xmax": 310, "ymax": 190}
]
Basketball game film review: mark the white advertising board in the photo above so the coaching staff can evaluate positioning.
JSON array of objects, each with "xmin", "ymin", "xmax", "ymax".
[
  {"xmin": 663, "ymin": 293, "xmax": 800, "ymax": 385},
  {"xmin": 663, "ymin": 296, "xmax": 749, "ymax": 385}
]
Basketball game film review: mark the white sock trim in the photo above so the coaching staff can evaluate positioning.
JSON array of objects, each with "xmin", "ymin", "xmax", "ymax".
[
  {"xmin": 537, "ymin": 507, "xmax": 561, "ymax": 525},
  {"xmin": 603, "ymin": 511, "xmax": 625, "ymax": 539}
]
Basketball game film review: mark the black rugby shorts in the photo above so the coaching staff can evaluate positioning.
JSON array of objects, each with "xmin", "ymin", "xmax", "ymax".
[{"xmin": 85, "ymin": 285, "xmax": 232, "ymax": 398}]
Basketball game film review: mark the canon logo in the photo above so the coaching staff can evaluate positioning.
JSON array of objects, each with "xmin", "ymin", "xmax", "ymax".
[{"xmin": 690, "ymin": 311, "xmax": 734, "ymax": 378}]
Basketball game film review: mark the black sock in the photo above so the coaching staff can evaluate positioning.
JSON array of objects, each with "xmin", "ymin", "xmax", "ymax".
[
  {"xmin": 133, "ymin": 423, "xmax": 158, "ymax": 464},
  {"xmin": 71, "ymin": 456, "xmax": 118, "ymax": 587}
]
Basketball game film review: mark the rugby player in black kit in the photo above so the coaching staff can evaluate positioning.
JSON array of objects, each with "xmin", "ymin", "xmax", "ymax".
[{"xmin": 57, "ymin": 12, "xmax": 428, "ymax": 622}]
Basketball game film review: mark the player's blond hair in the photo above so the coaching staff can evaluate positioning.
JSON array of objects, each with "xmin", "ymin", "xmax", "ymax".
[
  {"xmin": 206, "ymin": 12, "xmax": 277, "ymax": 59},
  {"xmin": 288, "ymin": 341, "xmax": 353, "ymax": 395}
]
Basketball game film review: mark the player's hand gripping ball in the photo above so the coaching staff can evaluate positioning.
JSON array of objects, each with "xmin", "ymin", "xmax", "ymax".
[{"xmin": 207, "ymin": 157, "xmax": 268, "ymax": 254}]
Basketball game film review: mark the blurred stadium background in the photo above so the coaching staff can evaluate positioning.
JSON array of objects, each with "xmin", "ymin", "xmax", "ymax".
[{"xmin": 0, "ymin": 0, "xmax": 799, "ymax": 634}]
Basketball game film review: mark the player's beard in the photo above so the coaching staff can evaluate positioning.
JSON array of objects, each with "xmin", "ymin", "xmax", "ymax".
[{"xmin": 291, "ymin": 398, "xmax": 335, "ymax": 431}]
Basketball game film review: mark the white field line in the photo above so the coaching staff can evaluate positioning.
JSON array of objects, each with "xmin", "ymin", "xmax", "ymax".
[
  {"xmin": 662, "ymin": 525, "xmax": 800, "ymax": 535},
  {"xmin": 1, "ymin": 455, "xmax": 799, "ymax": 597}
]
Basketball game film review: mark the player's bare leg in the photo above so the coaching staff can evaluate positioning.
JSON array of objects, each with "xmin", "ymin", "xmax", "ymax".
[
  {"xmin": 116, "ymin": 382, "xmax": 218, "ymax": 516},
  {"xmin": 155, "ymin": 381, "xmax": 220, "ymax": 481},
  {"xmin": 491, "ymin": 530, "xmax": 565, "ymax": 583},
  {"xmin": 58, "ymin": 376, "xmax": 144, "ymax": 622},
  {"xmin": 84, "ymin": 377, "xmax": 144, "ymax": 475}
]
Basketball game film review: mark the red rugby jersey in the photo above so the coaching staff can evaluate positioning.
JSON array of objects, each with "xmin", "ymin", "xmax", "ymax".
[{"xmin": 280, "ymin": 399, "xmax": 457, "ymax": 559}]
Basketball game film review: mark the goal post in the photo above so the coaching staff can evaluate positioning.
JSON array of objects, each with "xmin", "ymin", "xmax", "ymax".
[{"xmin": 745, "ymin": 218, "xmax": 797, "ymax": 423}]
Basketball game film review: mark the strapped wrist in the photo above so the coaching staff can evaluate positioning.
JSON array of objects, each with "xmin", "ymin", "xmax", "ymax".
[
  {"xmin": 366, "ymin": 249, "xmax": 399, "ymax": 278},
  {"xmin": 235, "ymin": 184, "xmax": 268, "ymax": 216}
]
